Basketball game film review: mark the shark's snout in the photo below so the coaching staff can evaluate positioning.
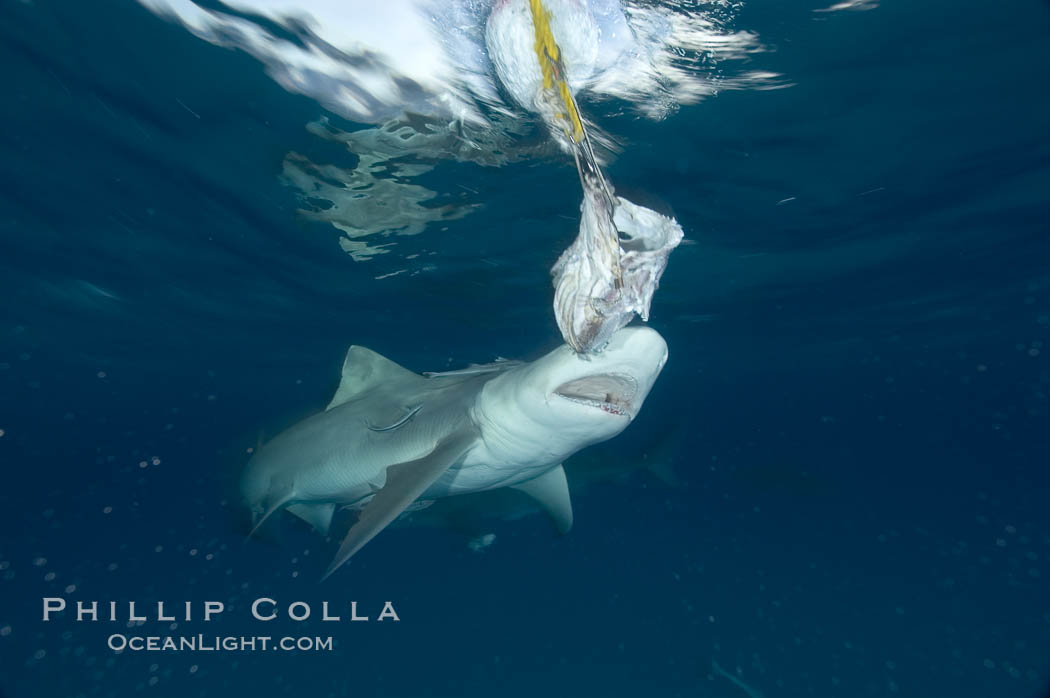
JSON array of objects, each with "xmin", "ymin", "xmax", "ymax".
[{"xmin": 606, "ymin": 325, "xmax": 669, "ymax": 363}]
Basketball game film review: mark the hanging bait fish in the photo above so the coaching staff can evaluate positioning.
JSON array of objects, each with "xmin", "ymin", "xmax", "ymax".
[
  {"xmin": 552, "ymin": 166, "xmax": 683, "ymax": 354},
  {"xmin": 486, "ymin": 0, "xmax": 684, "ymax": 353}
]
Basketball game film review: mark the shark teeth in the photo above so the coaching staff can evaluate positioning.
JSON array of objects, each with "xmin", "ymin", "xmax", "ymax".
[{"xmin": 554, "ymin": 373, "xmax": 638, "ymax": 416}]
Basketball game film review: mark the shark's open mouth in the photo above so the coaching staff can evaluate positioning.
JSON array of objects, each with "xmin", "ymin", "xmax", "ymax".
[{"xmin": 553, "ymin": 373, "xmax": 638, "ymax": 416}]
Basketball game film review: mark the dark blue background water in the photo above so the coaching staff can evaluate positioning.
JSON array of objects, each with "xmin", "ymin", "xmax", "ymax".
[{"xmin": 1, "ymin": 1, "xmax": 1048, "ymax": 696}]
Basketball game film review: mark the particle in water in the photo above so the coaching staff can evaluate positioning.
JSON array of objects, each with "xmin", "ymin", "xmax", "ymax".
[{"xmin": 467, "ymin": 533, "xmax": 496, "ymax": 552}]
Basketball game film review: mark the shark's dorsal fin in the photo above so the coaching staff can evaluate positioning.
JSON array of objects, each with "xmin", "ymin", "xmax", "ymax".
[
  {"xmin": 327, "ymin": 346, "xmax": 422, "ymax": 411},
  {"xmin": 510, "ymin": 464, "xmax": 574, "ymax": 534}
]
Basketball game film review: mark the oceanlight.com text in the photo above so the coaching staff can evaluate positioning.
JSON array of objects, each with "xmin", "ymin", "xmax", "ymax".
[{"xmin": 107, "ymin": 634, "xmax": 333, "ymax": 652}]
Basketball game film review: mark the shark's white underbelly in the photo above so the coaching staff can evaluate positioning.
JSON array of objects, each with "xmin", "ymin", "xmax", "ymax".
[
  {"xmin": 270, "ymin": 429, "xmax": 544, "ymax": 506},
  {"xmin": 422, "ymin": 444, "xmax": 559, "ymax": 499}
]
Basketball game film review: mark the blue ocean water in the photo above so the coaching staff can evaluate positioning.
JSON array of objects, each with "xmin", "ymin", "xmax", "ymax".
[{"xmin": 1, "ymin": 1, "xmax": 1049, "ymax": 697}]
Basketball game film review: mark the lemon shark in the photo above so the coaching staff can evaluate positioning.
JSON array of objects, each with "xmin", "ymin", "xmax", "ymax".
[{"xmin": 242, "ymin": 326, "xmax": 667, "ymax": 578}]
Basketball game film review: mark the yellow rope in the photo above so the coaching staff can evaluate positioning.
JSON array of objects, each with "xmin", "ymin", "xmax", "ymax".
[{"xmin": 528, "ymin": 0, "xmax": 584, "ymax": 143}]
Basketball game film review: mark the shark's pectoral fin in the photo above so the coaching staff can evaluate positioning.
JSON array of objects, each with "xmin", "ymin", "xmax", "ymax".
[
  {"xmin": 285, "ymin": 502, "xmax": 336, "ymax": 537},
  {"xmin": 321, "ymin": 428, "xmax": 478, "ymax": 580},
  {"xmin": 510, "ymin": 464, "xmax": 574, "ymax": 534}
]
